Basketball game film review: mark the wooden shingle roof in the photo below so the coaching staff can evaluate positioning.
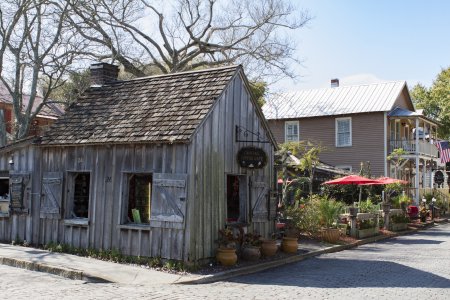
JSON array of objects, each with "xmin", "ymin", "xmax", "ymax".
[{"xmin": 40, "ymin": 66, "xmax": 239, "ymax": 145}]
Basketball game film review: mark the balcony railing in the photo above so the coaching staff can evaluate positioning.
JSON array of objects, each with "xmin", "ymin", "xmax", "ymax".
[{"xmin": 389, "ymin": 139, "xmax": 438, "ymax": 157}]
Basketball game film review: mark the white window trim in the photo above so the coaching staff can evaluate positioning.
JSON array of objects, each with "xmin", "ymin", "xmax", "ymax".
[
  {"xmin": 336, "ymin": 165, "xmax": 353, "ymax": 172},
  {"xmin": 335, "ymin": 117, "xmax": 352, "ymax": 147},
  {"xmin": 285, "ymin": 120, "xmax": 300, "ymax": 142}
]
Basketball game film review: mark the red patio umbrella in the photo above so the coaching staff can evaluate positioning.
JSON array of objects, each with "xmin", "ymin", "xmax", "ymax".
[
  {"xmin": 360, "ymin": 177, "xmax": 408, "ymax": 185},
  {"xmin": 323, "ymin": 175, "xmax": 380, "ymax": 203},
  {"xmin": 323, "ymin": 175, "xmax": 380, "ymax": 185}
]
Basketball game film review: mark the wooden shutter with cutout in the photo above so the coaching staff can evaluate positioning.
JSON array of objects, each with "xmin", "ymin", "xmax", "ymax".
[
  {"xmin": 40, "ymin": 172, "xmax": 63, "ymax": 219},
  {"xmin": 250, "ymin": 178, "xmax": 269, "ymax": 222},
  {"xmin": 150, "ymin": 173, "xmax": 187, "ymax": 223}
]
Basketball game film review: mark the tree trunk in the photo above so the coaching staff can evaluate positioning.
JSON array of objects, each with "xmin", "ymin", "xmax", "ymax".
[{"xmin": 0, "ymin": 110, "xmax": 6, "ymax": 146}]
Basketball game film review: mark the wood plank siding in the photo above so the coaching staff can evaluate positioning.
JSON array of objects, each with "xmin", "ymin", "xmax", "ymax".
[
  {"xmin": 188, "ymin": 73, "xmax": 274, "ymax": 262},
  {"xmin": 268, "ymin": 112, "xmax": 386, "ymax": 176},
  {"xmin": 0, "ymin": 66, "xmax": 275, "ymax": 263},
  {"xmin": 0, "ymin": 143, "xmax": 189, "ymax": 259}
]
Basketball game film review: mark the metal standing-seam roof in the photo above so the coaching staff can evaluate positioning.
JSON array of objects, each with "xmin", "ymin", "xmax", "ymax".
[{"xmin": 263, "ymin": 81, "xmax": 406, "ymax": 119}]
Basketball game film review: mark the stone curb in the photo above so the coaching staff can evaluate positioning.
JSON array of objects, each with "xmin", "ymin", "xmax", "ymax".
[
  {"xmin": 177, "ymin": 228, "xmax": 422, "ymax": 285},
  {"xmin": 0, "ymin": 222, "xmax": 442, "ymax": 285},
  {"xmin": 0, "ymin": 256, "xmax": 110, "ymax": 283}
]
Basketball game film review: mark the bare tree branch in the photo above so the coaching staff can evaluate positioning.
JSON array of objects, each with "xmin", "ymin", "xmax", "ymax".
[
  {"xmin": 0, "ymin": 0, "xmax": 92, "ymax": 140},
  {"xmin": 68, "ymin": 0, "xmax": 310, "ymax": 80}
]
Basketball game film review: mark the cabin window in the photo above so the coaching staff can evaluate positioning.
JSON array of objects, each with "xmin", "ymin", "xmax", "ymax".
[
  {"xmin": 336, "ymin": 117, "xmax": 352, "ymax": 147},
  {"xmin": 0, "ymin": 171, "xmax": 9, "ymax": 216},
  {"xmin": 73, "ymin": 173, "xmax": 90, "ymax": 218},
  {"xmin": 285, "ymin": 121, "xmax": 299, "ymax": 142},
  {"xmin": 67, "ymin": 172, "xmax": 90, "ymax": 219},
  {"xmin": 127, "ymin": 174, "xmax": 152, "ymax": 224}
]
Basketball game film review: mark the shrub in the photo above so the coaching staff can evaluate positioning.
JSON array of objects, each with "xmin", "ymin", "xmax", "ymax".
[
  {"xmin": 283, "ymin": 197, "xmax": 321, "ymax": 237},
  {"xmin": 358, "ymin": 219, "xmax": 377, "ymax": 229},
  {"xmin": 391, "ymin": 194, "xmax": 411, "ymax": 208},
  {"xmin": 318, "ymin": 196, "xmax": 343, "ymax": 228},
  {"xmin": 359, "ymin": 199, "xmax": 378, "ymax": 213},
  {"xmin": 391, "ymin": 214, "xmax": 410, "ymax": 224}
]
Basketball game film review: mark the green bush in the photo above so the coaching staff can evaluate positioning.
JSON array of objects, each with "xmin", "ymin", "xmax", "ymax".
[
  {"xmin": 391, "ymin": 194, "xmax": 411, "ymax": 209},
  {"xmin": 318, "ymin": 196, "xmax": 343, "ymax": 228},
  {"xmin": 391, "ymin": 214, "xmax": 410, "ymax": 224},
  {"xmin": 359, "ymin": 199, "xmax": 378, "ymax": 213},
  {"xmin": 283, "ymin": 196, "xmax": 321, "ymax": 237},
  {"xmin": 358, "ymin": 219, "xmax": 376, "ymax": 229}
]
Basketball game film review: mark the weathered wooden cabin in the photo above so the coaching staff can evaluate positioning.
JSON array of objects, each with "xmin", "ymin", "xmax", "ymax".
[{"xmin": 0, "ymin": 64, "xmax": 276, "ymax": 262}]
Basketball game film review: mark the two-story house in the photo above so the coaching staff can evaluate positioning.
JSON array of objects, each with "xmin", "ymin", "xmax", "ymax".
[
  {"xmin": 263, "ymin": 80, "xmax": 440, "ymax": 204},
  {"xmin": 0, "ymin": 82, "xmax": 63, "ymax": 139}
]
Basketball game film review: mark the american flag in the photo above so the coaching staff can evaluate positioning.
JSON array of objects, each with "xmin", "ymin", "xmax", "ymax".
[{"xmin": 436, "ymin": 141, "xmax": 450, "ymax": 163}]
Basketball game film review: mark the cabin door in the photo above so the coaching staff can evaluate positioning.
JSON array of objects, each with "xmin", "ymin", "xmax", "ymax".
[{"xmin": 226, "ymin": 174, "xmax": 248, "ymax": 223}]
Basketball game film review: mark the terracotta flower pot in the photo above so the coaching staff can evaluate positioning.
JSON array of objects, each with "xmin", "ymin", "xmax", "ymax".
[
  {"xmin": 260, "ymin": 239, "xmax": 278, "ymax": 257},
  {"xmin": 321, "ymin": 228, "xmax": 340, "ymax": 243},
  {"xmin": 281, "ymin": 237, "xmax": 298, "ymax": 253},
  {"xmin": 241, "ymin": 246, "xmax": 261, "ymax": 261},
  {"xmin": 216, "ymin": 248, "xmax": 237, "ymax": 266}
]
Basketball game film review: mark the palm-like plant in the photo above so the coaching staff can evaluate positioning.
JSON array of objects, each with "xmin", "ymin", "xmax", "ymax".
[{"xmin": 318, "ymin": 197, "xmax": 343, "ymax": 228}]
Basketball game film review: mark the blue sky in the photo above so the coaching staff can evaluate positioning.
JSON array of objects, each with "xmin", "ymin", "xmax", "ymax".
[{"xmin": 273, "ymin": 0, "xmax": 450, "ymax": 91}]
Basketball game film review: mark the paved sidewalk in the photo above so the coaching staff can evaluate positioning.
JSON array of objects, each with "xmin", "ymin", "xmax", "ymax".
[
  {"xmin": 0, "ymin": 243, "xmax": 196, "ymax": 285},
  {"xmin": 0, "ymin": 221, "xmax": 443, "ymax": 285}
]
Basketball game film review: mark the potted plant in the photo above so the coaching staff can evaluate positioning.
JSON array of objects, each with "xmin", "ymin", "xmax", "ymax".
[
  {"xmin": 280, "ymin": 204, "xmax": 301, "ymax": 253},
  {"xmin": 318, "ymin": 197, "xmax": 343, "ymax": 243},
  {"xmin": 216, "ymin": 228, "xmax": 237, "ymax": 266},
  {"xmin": 260, "ymin": 233, "xmax": 278, "ymax": 257},
  {"xmin": 357, "ymin": 218, "xmax": 378, "ymax": 238},
  {"xmin": 241, "ymin": 232, "xmax": 262, "ymax": 261}
]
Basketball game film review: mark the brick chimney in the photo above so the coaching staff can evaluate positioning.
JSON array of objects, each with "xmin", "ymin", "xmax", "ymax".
[
  {"xmin": 90, "ymin": 62, "xmax": 119, "ymax": 86},
  {"xmin": 331, "ymin": 78, "xmax": 339, "ymax": 88}
]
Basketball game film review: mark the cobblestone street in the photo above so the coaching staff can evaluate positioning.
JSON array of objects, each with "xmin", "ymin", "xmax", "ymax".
[{"xmin": 2, "ymin": 223, "xmax": 450, "ymax": 300}]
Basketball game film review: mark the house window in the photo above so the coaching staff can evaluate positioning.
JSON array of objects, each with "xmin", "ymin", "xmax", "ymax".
[
  {"xmin": 336, "ymin": 117, "xmax": 352, "ymax": 147},
  {"xmin": 128, "ymin": 174, "xmax": 152, "ymax": 224},
  {"xmin": 69, "ymin": 173, "xmax": 90, "ymax": 219},
  {"xmin": 285, "ymin": 121, "xmax": 299, "ymax": 142}
]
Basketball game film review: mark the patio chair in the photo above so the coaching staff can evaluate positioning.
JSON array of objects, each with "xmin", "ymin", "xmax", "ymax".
[{"xmin": 407, "ymin": 205, "xmax": 419, "ymax": 219}]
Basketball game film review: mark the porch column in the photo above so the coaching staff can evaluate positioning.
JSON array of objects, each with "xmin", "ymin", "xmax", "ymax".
[
  {"xmin": 384, "ymin": 112, "xmax": 388, "ymax": 177},
  {"xmin": 422, "ymin": 159, "xmax": 426, "ymax": 189},
  {"xmin": 415, "ymin": 118, "xmax": 420, "ymax": 204}
]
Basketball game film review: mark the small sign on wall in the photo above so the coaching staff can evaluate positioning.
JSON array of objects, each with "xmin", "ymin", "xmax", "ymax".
[{"xmin": 237, "ymin": 147, "xmax": 268, "ymax": 169}]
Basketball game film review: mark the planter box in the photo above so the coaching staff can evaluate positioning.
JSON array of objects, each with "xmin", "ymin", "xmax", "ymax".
[
  {"xmin": 391, "ymin": 222, "xmax": 408, "ymax": 232},
  {"xmin": 357, "ymin": 227, "xmax": 379, "ymax": 239}
]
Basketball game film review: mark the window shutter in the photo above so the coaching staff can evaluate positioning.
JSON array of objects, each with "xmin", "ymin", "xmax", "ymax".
[
  {"xmin": 250, "ymin": 178, "xmax": 269, "ymax": 221},
  {"xmin": 9, "ymin": 172, "xmax": 31, "ymax": 214},
  {"xmin": 151, "ymin": 173, "xmax": 187, "ymax": 223},
  {"xmin": 40, "ymin": 172, "xmax": 63, "ymax": 219}
]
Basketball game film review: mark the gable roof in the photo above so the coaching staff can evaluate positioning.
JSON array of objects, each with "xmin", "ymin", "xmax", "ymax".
[
  {"xmin": 0, "ymin": 82, "xmax": 64, "ymax": 119},
  {"xmin": 40, "ymin": 66, "xmax": 239, "ymax": 145},
  {"xmin": 263, "ymin": 81, "xmax": 407, "ymax": 119}
]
